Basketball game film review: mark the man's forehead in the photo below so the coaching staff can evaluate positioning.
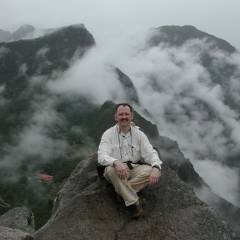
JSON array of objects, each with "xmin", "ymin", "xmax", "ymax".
[{"xmin": 117, "ymin": 105, "xmax": 131, "ymax": 113}]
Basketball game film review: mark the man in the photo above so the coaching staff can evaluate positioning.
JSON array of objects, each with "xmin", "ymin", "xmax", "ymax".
[{"xmin": 98, "ymin": 103, "xmax": 162, "ymax": 218}]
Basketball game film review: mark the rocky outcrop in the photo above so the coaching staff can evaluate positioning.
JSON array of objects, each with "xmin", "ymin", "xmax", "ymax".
[
  {"xmin": 0, "ymin": 207, "xmax": 34, "ymax": 233},
  {"xmin": 155, "ymin": 138, "xmax": 240, "ymax": 238},
  {"xmin": 0, "ymin": 226, "xmax": 33, "ymax": 240},
  {"xmin": 115, "ymin": 67, "xmax": 140, "ymax": 105},
  {"xmin": 92, "ymin": 101, "xmax": 240, "ymax": 237},
  {"xmin": 0, "ymin": 207, "xmax": 34, "ymax": 239},
  {"xmin": 34, "ymin": 154, "xmax": 232, "ymax": 240},
  {"xmin": 150, "ymin": 134, "xmax": 240, "ymax": 237}
]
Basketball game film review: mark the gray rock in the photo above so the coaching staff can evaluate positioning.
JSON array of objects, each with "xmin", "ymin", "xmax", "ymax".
[
  {"xmin": 115, "ymin": 67, "xmax": 140, "ymax": 105},
  {"xmin": 34, "ymin": 155, "xmax": 232, "ymax": 240},
  {"xmin": 152, "ymin": 136, "xmax": 240, "ymax": 236},
  {"xmin": 0, "ymin": 207, "xmax": 34, "ymax": 234},
  {"xmin": 0, "ymin": 226, "xmax": 33, "ymax": 240}
]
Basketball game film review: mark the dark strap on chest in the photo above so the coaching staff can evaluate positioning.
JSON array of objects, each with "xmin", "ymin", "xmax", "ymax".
[{"xmin": 126, "ymin": 161, "xmax": 133, "ymax": 170}]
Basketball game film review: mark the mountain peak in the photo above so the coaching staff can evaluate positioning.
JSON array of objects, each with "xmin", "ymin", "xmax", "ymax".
[
  {"xmin": 150, "ymin": 25, "xmax": 236, "ymax": 53},
  {"xmin": 0, "ymin": 24, "xmax": 35, "ymax": 42},
  {"xmin": 11, "ymin": 24, "xmax": 35, "ymax": 41}
]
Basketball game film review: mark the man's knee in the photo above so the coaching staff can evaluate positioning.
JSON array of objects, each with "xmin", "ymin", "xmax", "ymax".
[{"xmin": 104, "ymin": 166, "xmax": 117, "ymax": 179}]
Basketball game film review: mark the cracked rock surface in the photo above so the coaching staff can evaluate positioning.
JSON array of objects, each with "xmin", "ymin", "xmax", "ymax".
[
  {"xmin": 0, "ymin": 206, "xmax": 34, "ymax": 234},
  {"xmin": 0, "ymin": 226, "xmax": 33, "ymax": 240},
  {"xmin": 34, "ymin": 155, "xmax": 232, "ymax": 240}
]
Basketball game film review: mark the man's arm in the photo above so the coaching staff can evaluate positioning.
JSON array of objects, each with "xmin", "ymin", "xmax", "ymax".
[
  {"xmin": 139, "ymin": 131, "xmax": 162, "ymax": 184},
  {"xmin": 98, "ymin": 130, "xmax": 118, "ymax": 166},
  {"xmin": 98, "ymin": 130, "xmax": 128, "ymax": 179},
  {"xmin": 139, "ymin": 131, "xmax": 162, "ymax": 169}
]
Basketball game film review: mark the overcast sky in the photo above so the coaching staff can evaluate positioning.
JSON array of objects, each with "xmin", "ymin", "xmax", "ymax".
[{"xmin": 0, "ymin": 0, "xmax": 240, "ymax": 49}]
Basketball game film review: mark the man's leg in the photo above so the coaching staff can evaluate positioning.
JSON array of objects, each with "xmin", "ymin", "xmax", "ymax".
[
  {"xmin": 104, "ymin": 166, "xmax": 139, "ymax": 206},
  {"xmin": 128, "ymin": 164, "xmax": 152, "ymax": 192}
]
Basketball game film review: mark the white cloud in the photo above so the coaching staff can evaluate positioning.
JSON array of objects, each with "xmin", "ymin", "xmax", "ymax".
[
  {"xmin": 0, "ymin": 97, "xmax": 67, "ymax": 180},
  {"xmin": 36, "ymin": 47, "xmax": 49, "ymax": 58},
  {"xmin": 47, "ymin": 46, "xmax": 127, "ymax": 104},
  {"xmin": 18, "ymin": 63, "xmax": 28, "ymax": 76},
  {"xmin": 112, "ymin": 36, "xmax": 240, "ymax": 161},
  {"xmin": 1, "ymin": 20, "xmax": 240, "ymax": 205},
  {"xmin": 44, "ymin": 29, "xmax": 240, "ymax": 208},
  {"xmin": 39, "ymin": 29, "xmax": 240, "ymax": 172},
  {"xmin": 42, "ymin": 29, "xmax": 240, "ymax": 168},
  {"xmin": 194, "ymin": 159, "xmax": 239, "ymax": 207}
]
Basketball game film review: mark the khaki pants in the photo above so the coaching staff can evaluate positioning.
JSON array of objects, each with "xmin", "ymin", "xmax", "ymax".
[{"xmin": 104, "ymin": 164, "xmax": 152, "ymax": 206}]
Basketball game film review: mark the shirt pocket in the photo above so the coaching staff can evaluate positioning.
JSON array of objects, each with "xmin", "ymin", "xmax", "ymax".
[
  {"xmin": 111, "ymin": 143, "xmax": 121, "ymax": 157},
  {"xmin": 131, "ymin": 143, "xmax": 140, "ymax": 159}
]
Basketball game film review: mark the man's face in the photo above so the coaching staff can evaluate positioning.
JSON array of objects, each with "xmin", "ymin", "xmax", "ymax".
[{"xmin": 115, "ymin": 105, "xmax": 133, "ymax": 128}]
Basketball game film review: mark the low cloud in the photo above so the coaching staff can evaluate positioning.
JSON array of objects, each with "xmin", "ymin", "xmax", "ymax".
[
  {"xmin": 194, "ymin": 159, "xmax": 239, "ymax": 207},
  {"xmin": 47, "ymin": 46, "xmax": 127, "ymax": 104},
  {"xmin": 117, "ymin": 36, "xmax": 240, "ymax": 160},
  {"xmin": 1, "ymin": 27, "xmax": 240, "ymax": 206},
  {"xmin": 0, "ymin": 97, "xmax": 67, "ymax": 181},
  {"xmin": 44, "ymin": 29, "xmax": 240, "ymax": 206},
  {"xmin": 44, "ymin": 30, "xmax": 240, "ymax": 167},
  {"xmin": 18, "ymin": 63, "xmax": 28, "ymax": 76}
]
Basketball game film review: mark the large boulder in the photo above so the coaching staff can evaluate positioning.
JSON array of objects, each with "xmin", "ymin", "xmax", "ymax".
[
  {"xmin": 0, "ymin": 206, "xmax": 34, "ymax": 233},
  {"xmin": 34, "ymin": 155, "xmax": 232, "ymax": 240},
  {"xmin": 0, "ymin": 226, "xmax": 33, "ymax": 240}
]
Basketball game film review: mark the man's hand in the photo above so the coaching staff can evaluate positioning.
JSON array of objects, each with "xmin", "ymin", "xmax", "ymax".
[
  {"xmin": 113, "ymin": 160, "xmax": 128, "ymax": 179},
  {"xmin": 149, "ymin": 167, "xmax": 161, "ymax": 185}
]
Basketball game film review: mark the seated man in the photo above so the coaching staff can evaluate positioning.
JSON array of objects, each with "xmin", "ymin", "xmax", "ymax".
[{"xmin": 98, "ymin": 103, "xmax": 162, "ymax": 218}]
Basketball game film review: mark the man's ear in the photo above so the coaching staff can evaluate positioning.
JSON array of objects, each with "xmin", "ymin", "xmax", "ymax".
[{"xmin": 114, "ymin": 113, "xmax": 118, "ymax": 122}]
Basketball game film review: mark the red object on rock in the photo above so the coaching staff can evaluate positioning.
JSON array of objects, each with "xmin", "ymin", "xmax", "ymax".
[{"xmin": 38, "ymin": 173, "xmax": 54, "ymax": 183}]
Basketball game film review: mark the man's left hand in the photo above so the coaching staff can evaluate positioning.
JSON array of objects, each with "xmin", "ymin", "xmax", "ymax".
[{"xmin": 149, "ymin": 167, "xmax": 161, "ymax": 185}]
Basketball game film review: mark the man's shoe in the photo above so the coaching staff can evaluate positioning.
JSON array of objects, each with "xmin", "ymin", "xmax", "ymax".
[{"xmin": 131, "ymin": 200, "xmax": 144, "ymax": 219}]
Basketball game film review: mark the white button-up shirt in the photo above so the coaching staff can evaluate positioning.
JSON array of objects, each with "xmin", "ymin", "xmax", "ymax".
[{"xmin": 98, "ymin": 124, "xmax": 162, "ymax": 169}]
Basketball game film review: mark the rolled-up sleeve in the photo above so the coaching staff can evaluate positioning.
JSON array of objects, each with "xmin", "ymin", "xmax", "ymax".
[
  {"xmin": 140, "ymin": 132, "xmax": 162, "ymax": 169},
  {"xmin": 98, "ymin": 130, "xmax": 118, "ymax": 166}
]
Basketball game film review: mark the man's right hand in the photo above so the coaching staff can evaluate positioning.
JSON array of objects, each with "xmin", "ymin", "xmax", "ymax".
[{"xmin": 113, "ymin": 160, "xmax": 128, "ymax": 179}]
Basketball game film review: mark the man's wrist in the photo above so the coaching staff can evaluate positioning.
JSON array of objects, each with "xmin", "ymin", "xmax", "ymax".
[{"xmin": 113, "ymin": 160, "xmax": 120, "ymax": 167}]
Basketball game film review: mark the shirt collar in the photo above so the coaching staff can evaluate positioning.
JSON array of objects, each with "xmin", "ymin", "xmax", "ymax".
[{"xmin": 116, "ymin": 124, "xmax": 132, "ymax": 136}]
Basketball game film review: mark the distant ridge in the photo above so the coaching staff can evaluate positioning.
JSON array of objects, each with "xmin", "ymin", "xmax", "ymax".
[{"xmin": 149, "ymin": 25, "xmax": 236, "ymax": 53}]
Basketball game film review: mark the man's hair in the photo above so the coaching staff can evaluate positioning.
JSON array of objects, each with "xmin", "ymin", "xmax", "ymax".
[{"xmin": 115, "ymin": 103, "xmax": 133, "ymax": 113}]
